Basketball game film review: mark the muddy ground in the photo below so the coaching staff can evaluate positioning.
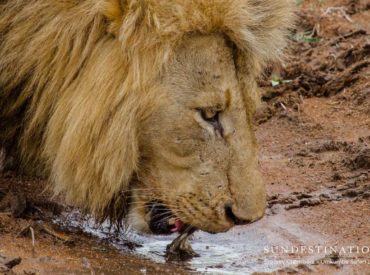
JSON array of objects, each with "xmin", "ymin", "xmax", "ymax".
[{"xmin": 0, "ymin": 0, "xmax": 369, "ymax": 274}]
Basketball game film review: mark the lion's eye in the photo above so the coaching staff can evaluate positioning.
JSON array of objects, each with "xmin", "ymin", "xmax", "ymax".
[
  {"xmin": 198, "ymin": 108, "xmax": 224, "ymax": 136},
  {"xmin": 201, "ymin": 109, "xmax": 218, "ymax": 121}
]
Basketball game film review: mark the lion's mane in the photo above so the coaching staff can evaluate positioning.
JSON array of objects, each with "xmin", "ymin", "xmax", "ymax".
[{"xmin": 0, "ymin": 0, "xmax": 293, "ymax": 222}]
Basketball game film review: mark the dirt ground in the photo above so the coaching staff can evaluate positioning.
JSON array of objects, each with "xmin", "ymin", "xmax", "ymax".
[{"xmin": 0, "ymin": 0, "xmax": 369, "ymax": 274}]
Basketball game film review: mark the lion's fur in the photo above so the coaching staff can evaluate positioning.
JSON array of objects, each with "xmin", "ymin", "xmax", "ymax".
[{"xmin": 0, "ymin": 0, "xmax": 294, "ymax": 224}]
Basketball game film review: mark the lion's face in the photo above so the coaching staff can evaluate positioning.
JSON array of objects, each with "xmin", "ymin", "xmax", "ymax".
[{"xmin": 127, "ymin": 34, "xmax": 266, "ymax": 234}]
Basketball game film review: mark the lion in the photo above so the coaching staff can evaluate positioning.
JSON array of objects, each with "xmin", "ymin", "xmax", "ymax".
[{"xmin": 0, "ymin": 0, "xmax": 294, "ymax": 235}]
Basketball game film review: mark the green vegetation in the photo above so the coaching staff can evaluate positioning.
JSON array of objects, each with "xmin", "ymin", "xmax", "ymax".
[{"xmin": 291, "ymin": 31, "xmax": 321, "ymax": 43}]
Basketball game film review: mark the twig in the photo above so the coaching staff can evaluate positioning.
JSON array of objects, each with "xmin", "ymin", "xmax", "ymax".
[
  {"xmin": 322, "ymin": 7, "xmax": 353, "ymax": 22},
  {"xmin": 40, "ymin": 223, "xmax": 74, "ymax": 244},
  {"xmin": 30, "ymin": 227, "xmax": 35, "ymax": 257},
  {"xmin": 280, "ymin": 102, "xmax": 287, "ymax": 111},
  {"xmin": 0, "ymin": 148, "xmax": 5, "ymax": 173},
  {"xmin": 17, "ymin": 224, "xmax": 31, "ymax": 237}
]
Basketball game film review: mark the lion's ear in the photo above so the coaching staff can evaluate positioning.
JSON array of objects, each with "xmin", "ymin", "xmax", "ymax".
[
  {"xmin": 233, "ymin": 50, "xmax": 261, "ymax": 113},
  {"xmin": 101, "ymin": 0, "xmax": 125, "ymax": 36}
]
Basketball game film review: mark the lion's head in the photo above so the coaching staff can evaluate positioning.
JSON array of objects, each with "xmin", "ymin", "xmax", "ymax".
[
  {"xmin": 0, "ymin": 0, "xmax": 293, "ymax": 234},
  {"xmin": 128, "ymin": 34, "xmax": 266, "ymax": 234}
]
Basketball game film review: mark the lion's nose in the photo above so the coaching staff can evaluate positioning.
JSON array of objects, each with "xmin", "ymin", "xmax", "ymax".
[{"xmin": 224, "ymin": 204, "xmax": 251, "ymax": 225}]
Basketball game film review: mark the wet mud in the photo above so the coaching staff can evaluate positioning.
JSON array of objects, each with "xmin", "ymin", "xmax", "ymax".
[{"xmin": 1, "ymin": 0, "xmax": 369, "ymax": 274}]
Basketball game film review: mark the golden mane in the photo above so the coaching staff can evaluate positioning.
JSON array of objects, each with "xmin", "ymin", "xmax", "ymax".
[{"xmin": 0, "ymin": 0, "xmax": 294, "ymax": 222}]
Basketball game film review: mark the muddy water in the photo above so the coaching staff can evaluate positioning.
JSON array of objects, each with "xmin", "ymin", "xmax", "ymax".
[{"xmin": 55, "ymin": 210, "xmax": 326, "ymax": 274}]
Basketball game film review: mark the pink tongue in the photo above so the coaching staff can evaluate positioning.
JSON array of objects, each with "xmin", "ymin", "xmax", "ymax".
[{"xmin": 170, "ymin": 219, "xmax": 184, "ymax": 233}]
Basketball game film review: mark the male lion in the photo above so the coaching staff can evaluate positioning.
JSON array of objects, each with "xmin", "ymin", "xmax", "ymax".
[{"xmin": 0, "ymin": 0, "xmax": 293, "ymax": 236}]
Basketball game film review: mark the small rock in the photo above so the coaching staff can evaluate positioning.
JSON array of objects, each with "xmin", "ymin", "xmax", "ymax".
[
  {"xmin": 281, "ymin": 197, "xmax": 297, "ymax": 204},
  {"xmin": 298, "ymin": 263, "xmax": 317, "ymax": 272},
  {"xmin": 319, "ymin": 193, "xmax": 331, "ymax": 199},
  {"xmin": 0, "ymin": 255, "xmax": 21, "ymax": 269},
  {"xmin": 81, "ymin": 257, "xmax": 92, "ymax": 269},
  {"xmin": 300, "ymin": 198, "xmax": 321, "ymax": 207},
  {"xmin": 350, "ymin": 149, "xmax": 370, "ymax": 170},
  {"xmin": 358, "ymin": 174, "xmax": 368, "ymax": 181},
  {"xmin": 270, "ymin": 204, "xmax": 283, "ymax": 215},
  {"xmin": 343, "ymin": 190, "xmax": 358, "ymax": 198},
  {"xmin": 279, "ymin": 266, "xmax": 299, "ymax": 273},
  {"xmin": 267, "ymin": 194, "xmax": 279, "ymax": 201},
  {"xmin": 336, "ymin": 184, "xmax": 349, "ymax": 191},
  {"xmin": 285, "ymin": 202, "xmax": 301, "ymax": 210},
  {"xmin": 332, "ymin": 173, "xmax": 341, "ymax": 181},
  {"xmin": 0, "ymin": 264, "xmax": 10, "ymax": 273},
  {"xmin": 296, "ymin": 193, "xmax": 313, "ymax": 199},
  {"xmin": 209, "ymin": 264, "xmax": 224, "ymax": 268}
]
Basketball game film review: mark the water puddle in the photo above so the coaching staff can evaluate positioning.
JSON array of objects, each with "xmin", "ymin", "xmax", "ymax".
[{"xmin": 55, "ymin": 210, "xmax": 326, "ymax": 274}]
